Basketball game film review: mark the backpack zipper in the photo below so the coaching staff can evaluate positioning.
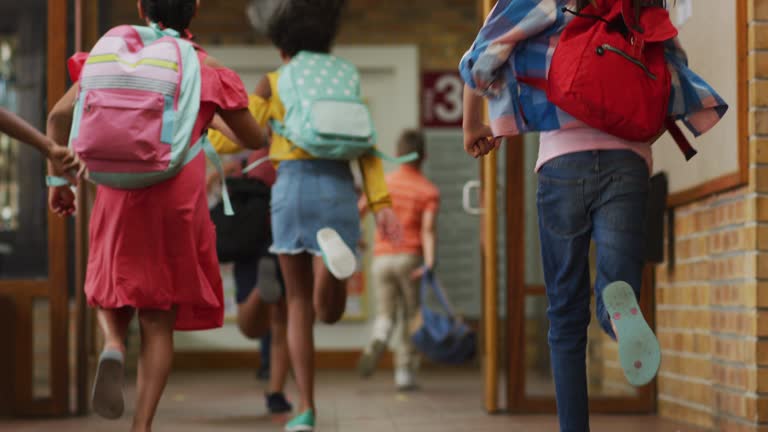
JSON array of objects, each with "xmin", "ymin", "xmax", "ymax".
[{"xmin": 597, "ymin": 44, "xmax": 657, "ymax": 80}]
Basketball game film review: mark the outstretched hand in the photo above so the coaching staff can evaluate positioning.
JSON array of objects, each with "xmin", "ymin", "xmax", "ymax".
[{"xmin": 48, "ymin": 144, "xmax": 84, "ymax": 185}]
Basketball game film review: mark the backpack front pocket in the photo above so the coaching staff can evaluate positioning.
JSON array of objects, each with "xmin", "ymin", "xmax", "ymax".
[
  {"xmin": 310, "ymin": 100, "xmax": 373, "ymax": 140},
  {"xmin": 73, "ymin": 89, "xmax": 171, "ymax": 173}
]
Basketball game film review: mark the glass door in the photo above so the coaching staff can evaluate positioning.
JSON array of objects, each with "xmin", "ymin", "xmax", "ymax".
[
  {"xmin": 505, "ymin": 134, "xmax": 657, "ymax": 413},
  {"xmin": 0, "ymin": 0, "xmax": 74, "ymax": 417}
]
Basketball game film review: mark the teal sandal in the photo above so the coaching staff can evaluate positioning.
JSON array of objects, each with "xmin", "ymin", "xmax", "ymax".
[{"xmin": 602, "ymin": 281, "xmax": 661, "ymax": 387}]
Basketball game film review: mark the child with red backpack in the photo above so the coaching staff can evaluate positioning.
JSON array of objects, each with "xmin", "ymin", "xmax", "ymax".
[
  {"xmin": 461, "ymin": 1, "xmax": 727, "ymax": 431},
  {"xmin": 46, "ymin": 0, "xmax": 264, "ymax": 429}
]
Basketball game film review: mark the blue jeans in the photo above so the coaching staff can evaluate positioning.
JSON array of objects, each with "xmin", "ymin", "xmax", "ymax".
[{"xmin": 537, "ymin": 150, "xmax": 649, "ymax": 432}]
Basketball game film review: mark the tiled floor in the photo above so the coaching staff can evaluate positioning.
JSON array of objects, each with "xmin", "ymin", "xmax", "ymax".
[{"xmin": 3, "ymin": 370, "xmax": 706, "ymax": 432}]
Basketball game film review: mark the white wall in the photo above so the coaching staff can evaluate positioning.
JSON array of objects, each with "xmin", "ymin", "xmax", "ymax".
[{"xmin": 176, "ymin": 45, "xmax": 420, "ymax": 352}]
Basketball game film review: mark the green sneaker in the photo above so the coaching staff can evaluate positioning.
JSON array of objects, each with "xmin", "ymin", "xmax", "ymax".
[{"xmin": 285, "ymin": 409, "xmax": 315, "ymax": 432}]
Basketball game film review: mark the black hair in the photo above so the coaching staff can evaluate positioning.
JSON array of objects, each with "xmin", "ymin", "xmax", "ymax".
[
  {"xmin": 266, "ymin": 0, "xmax": 346, "ymax": 57},
  {"xmin": 397, "ymin": 129, "xmax": 426, "ymax": 163},
  {"xmin": 140, "ymin": 0, "xmax": 197, "ymax": 35}
]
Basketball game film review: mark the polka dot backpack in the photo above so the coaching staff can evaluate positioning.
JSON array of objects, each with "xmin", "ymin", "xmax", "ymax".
[{"xmin": 271, "ymin": 51, "xmax": 417, "ymax": 163}]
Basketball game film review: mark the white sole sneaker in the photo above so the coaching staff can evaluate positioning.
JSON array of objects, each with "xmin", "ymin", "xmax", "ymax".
[{"xmin": 316, "ymin": 228, "xmax": 357, "ymax": 280}]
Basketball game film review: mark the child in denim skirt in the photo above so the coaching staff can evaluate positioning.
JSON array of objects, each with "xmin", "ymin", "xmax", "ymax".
[{"xmin": 210, "ymin": 1, "xmax": 401, "ymax": 430}]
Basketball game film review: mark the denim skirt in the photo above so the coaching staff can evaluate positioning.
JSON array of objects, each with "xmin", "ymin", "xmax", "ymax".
[{"xmin": 269, "ymin": 159, "xmax": 360, "ymax": 257}]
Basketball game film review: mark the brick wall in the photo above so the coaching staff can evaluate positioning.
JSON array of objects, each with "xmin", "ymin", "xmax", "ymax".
[
  {"xmin": 656, "ymin": 188, "xmax": 748, "ymax": 430},
  {"xmin": 657, "ymin": 3, "xmax": 768, "ymax": 430},
  {"xmin": 105, "ymin": 0, "xmax": 478, "ymax": 70}
]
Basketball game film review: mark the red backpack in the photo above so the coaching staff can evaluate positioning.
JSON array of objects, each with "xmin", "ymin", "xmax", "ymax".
[{"xmin": 522, "ymin": 0, "xmax": 696, "ymax": 159}]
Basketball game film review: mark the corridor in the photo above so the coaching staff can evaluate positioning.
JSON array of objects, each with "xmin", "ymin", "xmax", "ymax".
[{"xmin": 4, "ymin": 370, "xmax": 705, "ymax": 432}]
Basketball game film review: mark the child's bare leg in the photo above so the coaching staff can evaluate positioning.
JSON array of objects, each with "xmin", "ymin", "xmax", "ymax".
[
  {"xmin": 237, "ymin": 288, "xmax": 271, "ymax": 340},
  {"xmin": 279, "ymin": 253, "xmax": 316, "ymax": 412},
  {"xmin": 97, "ymin": 307, "xmax": 134, "ymax": 353},
  {"xmin": 132, "ymin": 308, "xmax": 176, "ymax": 432},
  {"xmin": 92, "ymin": 307, "xmax": 134, "ymax": 420},
  {"xmin": 269, "ymin": 301, "xmax": 290, "ymax": 394},
  {"xmin": 313, "ymin": 256, "xmax": 348, "ymax": 324}
]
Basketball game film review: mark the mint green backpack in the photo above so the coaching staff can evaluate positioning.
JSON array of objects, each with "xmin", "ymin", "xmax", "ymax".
[{"xmin": 270, "ymin": 52, "xmax": 416, "ymax": 163}]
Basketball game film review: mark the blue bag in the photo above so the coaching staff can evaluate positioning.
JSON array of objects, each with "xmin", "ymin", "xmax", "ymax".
[{"xmin": 411, "ymin": 270, "xmax": 476, "ymax": 365}]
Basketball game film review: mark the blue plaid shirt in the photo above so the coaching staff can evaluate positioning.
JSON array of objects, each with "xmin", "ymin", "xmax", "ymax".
[{"xmin": 459, "ymin": 0, "xmax": 728, "ymax": 137}]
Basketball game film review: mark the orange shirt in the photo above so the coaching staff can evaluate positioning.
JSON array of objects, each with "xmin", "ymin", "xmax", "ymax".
[{"xmin": 372, "ymin": 165, "xmax": 439, "ymax": 257}]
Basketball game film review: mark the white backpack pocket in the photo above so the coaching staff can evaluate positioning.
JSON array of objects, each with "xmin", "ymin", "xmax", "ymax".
[{"xmin": 310, "ymin": 100, "xmax": 373, "ymax": 139}]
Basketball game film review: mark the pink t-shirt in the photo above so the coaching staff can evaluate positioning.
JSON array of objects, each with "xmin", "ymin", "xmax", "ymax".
[{"xmin": 537, "ymin": 127, "xmax": 653, "ymax": 173}]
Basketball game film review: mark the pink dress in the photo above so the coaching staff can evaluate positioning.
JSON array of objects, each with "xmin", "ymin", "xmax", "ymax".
[{"xmin": 71, "ymin": 51, "xmax": 249, "ymax": 331}]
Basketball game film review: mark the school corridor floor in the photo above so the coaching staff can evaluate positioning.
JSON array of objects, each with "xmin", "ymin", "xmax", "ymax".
[{"xmin": 3, "ymin": 370, "xmax": 705, "ymax": 432}]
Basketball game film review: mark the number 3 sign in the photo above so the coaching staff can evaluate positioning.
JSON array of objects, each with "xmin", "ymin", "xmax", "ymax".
[{"xmin": 422, "ymin": 72, "xmax": 464, "ymax": 128}]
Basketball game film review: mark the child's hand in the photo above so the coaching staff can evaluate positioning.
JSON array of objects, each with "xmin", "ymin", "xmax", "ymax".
[
  {"xmin": 49, "ymin": 186, "xmax": 76, "ymax": 217},
  {"xmin": 410, "ymin": 265, "xmax": 428, "ymax": 281},
  {"xmin": 463, "ymin": 125, "xmax": 501, "ymax": 158},
  {"xmin": 375, "ymin": 207, "xmax": 402, "ymax": 246},
  {"xmin": 48, "ymin": 145, "xmax": 83, "ymax": 184}
]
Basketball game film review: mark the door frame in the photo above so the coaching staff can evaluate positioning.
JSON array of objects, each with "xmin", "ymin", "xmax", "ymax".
[
  {"xmin": 503, "ymin": 139, "xmax": 658, "ymax": 413},
  {"xmin": 0, "ymin": 0, "xmax": 72, "ymax": 416}
]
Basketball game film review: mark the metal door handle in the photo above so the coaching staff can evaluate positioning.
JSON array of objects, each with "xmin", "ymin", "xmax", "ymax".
[{"xmin": 462, "ymin": 180, "xmax": 482, "ymax": 215}]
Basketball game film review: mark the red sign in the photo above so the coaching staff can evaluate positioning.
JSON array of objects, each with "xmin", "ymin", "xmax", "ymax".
[{"xmin": 421, "ymin": 71, "xmax": 464, "ymax": 128}]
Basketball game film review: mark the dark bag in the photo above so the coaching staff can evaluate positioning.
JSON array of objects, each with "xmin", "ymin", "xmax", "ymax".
[
  {"xmin": 210, "ymin": 177, "xmax": 271, "ymax": 263},
  {"xmin": 645, "ymin": 172, "xmax": 668, "ymax": 263},
  {"xmin": 412, "ymin": 270, "xmax": 477, "ymax": 365}
]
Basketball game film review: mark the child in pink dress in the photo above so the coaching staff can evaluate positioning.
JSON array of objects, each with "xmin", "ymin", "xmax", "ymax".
[{"xmin": 46, "ymin": 1, "xmax": 264, "ymax": 430}]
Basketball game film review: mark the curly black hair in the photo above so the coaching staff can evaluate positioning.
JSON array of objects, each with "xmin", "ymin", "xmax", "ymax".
[
  {"xmin": 267, "ymin": 0, "xmax": 346, "ymax": 57},
  {"xmin": 140, "ymin": 0, "xmax": 197, "ymax": 34}
]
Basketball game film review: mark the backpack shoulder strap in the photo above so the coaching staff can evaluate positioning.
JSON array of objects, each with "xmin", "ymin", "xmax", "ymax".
[
  {"xmin": 198, "ymin": 135, "xmax": 234, "ymax": 215},
  {"xmin": 665, "ymin": 118, "xmax": 697, "ymax": 161},
  {"xmin": 369, "ymin": 148, "xmax": 419, "ymax": 165},
  {"xmin": 420, "ymin": 270, "xmax": 457, "ymax": 317}
]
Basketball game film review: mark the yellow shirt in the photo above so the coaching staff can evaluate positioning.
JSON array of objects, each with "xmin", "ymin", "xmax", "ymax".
[{"xmin": 208, "ymin": 72, "xmax": 392, "ymax": 212}]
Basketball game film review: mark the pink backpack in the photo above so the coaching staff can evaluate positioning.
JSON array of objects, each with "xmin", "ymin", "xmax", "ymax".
[{"xmin": 48, "ymin": 24, "xmax": 233, "ymax": 214}]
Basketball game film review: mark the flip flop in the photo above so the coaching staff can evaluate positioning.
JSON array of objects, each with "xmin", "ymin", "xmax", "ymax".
[
  {"xmin": 602, "ymin": 281, "xmax": 661, "ymax": 387},
  {"xmin": 317, "ymin": 228, "xmax": 356, "ymax": 280},
  {"xmin": 91, "ymin": 349, "xmax": 125, "ymax": 420}
]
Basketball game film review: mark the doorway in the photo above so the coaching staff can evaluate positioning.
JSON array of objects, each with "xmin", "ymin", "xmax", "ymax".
[
  {"xmin": 498, "ymin": 135, "xmax": 657, "ymax": 413},
  {"xmin": 0, "ymin": 0, "xmax": 74, "ymax": 417}
]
